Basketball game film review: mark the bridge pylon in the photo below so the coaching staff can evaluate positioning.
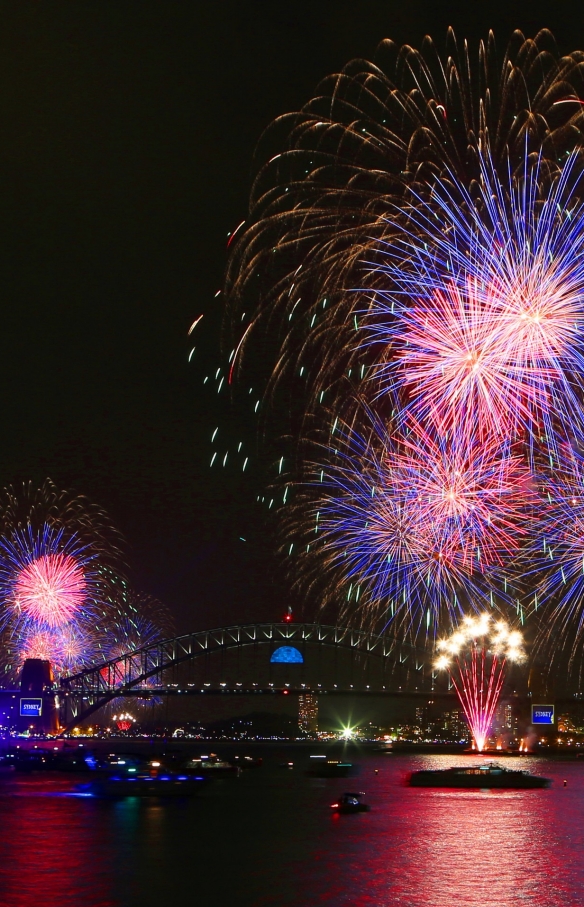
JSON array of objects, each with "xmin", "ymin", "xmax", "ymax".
[{"xmin": 19, "ymin": 658, "xmax": 59, "ymax": 734}]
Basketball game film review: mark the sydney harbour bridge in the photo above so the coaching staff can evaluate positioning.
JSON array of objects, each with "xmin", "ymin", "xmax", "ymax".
[{"xmin": 14, "ymin": 620, "xmax": 444, "ymax": 733}]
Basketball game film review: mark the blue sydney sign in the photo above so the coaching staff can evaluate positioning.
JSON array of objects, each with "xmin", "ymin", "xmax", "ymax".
[
  {"xmin": 20, "ymin": 698, "xmax": 42, "ymax": 718},
  {"xmin": 532, "ymin": 704, "xmax": 554, "ymax": 725}
]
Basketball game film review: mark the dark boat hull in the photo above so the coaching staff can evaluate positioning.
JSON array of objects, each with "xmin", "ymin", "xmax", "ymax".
[
  {"xmin": 82, "ymin": 775, "xmax": 208, "ymax": 798},
  {"xmin": 409, "ymin": 770, "xmax": 550, "ymax": 789}
]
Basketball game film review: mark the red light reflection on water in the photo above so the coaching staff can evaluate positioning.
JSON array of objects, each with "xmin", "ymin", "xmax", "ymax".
[
  {"xmin": 315, "ymin": 755, "xmax": 584, "ymax": 907},
  {"xmin": 0, "ymin": 754, "xmax": 583, "ymax": 907},
  {"xmin": 0, "ymin": 776, "xmax": 119, "ymax": 907}
]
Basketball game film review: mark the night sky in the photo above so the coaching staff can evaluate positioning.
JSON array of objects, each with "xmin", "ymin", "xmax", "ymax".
[{"xmin": 0, "ymin": 1, "xmax": 582, "ymax": 635}]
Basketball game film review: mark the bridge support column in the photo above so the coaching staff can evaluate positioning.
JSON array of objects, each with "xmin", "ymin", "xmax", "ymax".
[{"xmin": 19, "ymin": 658, "xmax": 59, "ymax": 735}]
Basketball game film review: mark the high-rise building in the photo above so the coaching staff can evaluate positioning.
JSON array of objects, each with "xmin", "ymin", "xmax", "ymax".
[
  {"xmin": 415, "ymin": 705, "xmax": 429, "ymax": 734},
  {"xmin": 495, "ymin": 702, "xmax": 516, "ymax": 734},
  {"xmin": 298, "ymin": 693, "xmax": 318, "ymax": 734},
  {"xmin": 442, "ymin": 709, "xmax": 468, "ymax": 740}
]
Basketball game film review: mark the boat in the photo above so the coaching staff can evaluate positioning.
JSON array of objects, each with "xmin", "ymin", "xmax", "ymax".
[
  {"xmin": 331, "ymin": 792, "xmax": 370, "ymax": 814},
  {"xmin": 77, "ymin": 752, "xmax": 212, "ymax": 797},
  {"xmin": 6, "ymin": 749, "xmax": 56, "ymax": 772},
  {"xmin": 80, "ymin": 765, "xmax": 209, "ymax": 798},
  {"xmin": 83, "ymin": 752, "xmax": 143, "ymax": 772},
  {"xmin": 408, "ymin": 762, "xmax": 551, "ymax": 789},
  {"xmin": 183, "ymin": 754, "xmax": 239, "ymax": 774},
  {"xmin": 83, "ymin": 773, "xmax": 208, "ymax": 798}
]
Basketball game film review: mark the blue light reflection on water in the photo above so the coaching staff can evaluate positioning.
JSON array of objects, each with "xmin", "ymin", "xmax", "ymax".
[{"xmin": 0, "ymin": 752, "xmax": 582, "ymax": 907}]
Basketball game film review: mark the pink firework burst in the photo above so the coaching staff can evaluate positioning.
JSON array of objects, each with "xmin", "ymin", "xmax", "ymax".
[
  {"xmin": 17, "ymin": 624, "xmax": 91, "ymax": 677},
  {"xmin": 393, "ymin": 277, "xmax": 571, "ymax": 439},
  {"xmin": 18, "ymin": 628, "xmax": 56, "ymax": 663},
  {"xmin": 384, "ymin": 418, "xmax": 534, "ymax": 573},
  {"xmin": 484, "ymin": 213, "xmax": 584, "ymax": 382},
  {"xmin": 14, "ymin": 552, "xmax": 87, "ymax": 628},
  {"xmin": 395, "ymin": 280, "xmax": 524, "ymax": 438}
]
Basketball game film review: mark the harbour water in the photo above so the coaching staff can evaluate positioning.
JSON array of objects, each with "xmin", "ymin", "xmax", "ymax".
[{"xmin": 0, "ymin": 746, "xmax": 582, "ymax": 907}]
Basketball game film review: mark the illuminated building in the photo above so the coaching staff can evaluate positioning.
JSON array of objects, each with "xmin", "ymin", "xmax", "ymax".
[
  {"xmin": 414, "ymin": 706, "xmax": 426, "ymax": 733},
  {"xmin": 298, "ymin": 693, "xmax": 318, "ymax": 734},
  {"xmin": 557, "ymin": 714, "xmax": 578, "ymax": 734},
  {"xmin": 442, "ymin": 709, "xmax": 467, "ymax": 740},
  {"xmin": 495, "ymin": 702, "xmax": 517, "ymax": 735}
]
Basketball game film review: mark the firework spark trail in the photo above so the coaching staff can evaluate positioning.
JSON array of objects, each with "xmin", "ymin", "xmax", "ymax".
[
  {"xmin": 448, "ymin": 647, "xmax": 507, "ymax": 752},
  {"xmin": 435, "ymin": 613, "xmax": 525, "ymax": 750}
]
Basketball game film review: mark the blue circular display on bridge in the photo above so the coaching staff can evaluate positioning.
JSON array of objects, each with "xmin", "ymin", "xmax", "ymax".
[{"xmin": 270, "ymin": 646, "xmax": 304, "ymax": 664}]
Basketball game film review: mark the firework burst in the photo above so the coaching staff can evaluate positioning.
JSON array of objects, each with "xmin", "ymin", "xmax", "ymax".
[
  {"xmin": 216, "ymin": 30, "xmax": 584, "ymax": 666},
  {"xmin": 296, "ymin": 413, "xmax": 532, "ymax": 635},
  {"xmin": 0, "ymin": 480, "xmax": 125, "ymax": 676},
  {"xmin": 435, "ymin": 613, "xmax": 525, "ymax": 751},
  {"xmin": 225, "ymin": 31, "xmax": 584, "ymax": 439},
  {"xmin": 0, "ymin": 525, "xmax": 98, "ymax": 633},
  {"xmin": 100, "ymin": 591, "xmax": 174, "ymax": 687},
  {"xmin": 369, "ymin": 151, "xmax": 584, "ymax": 445},
  {"xmin": 13, "ymin": 550, "xmax": 87, "ymax": 629},
  {"xmin": 531, "ymin": 445, "xmax": 584, "ymax": 666},
  {"xmin": 13, "ymin": 623, "xmax": 97, "ymax": 678}
]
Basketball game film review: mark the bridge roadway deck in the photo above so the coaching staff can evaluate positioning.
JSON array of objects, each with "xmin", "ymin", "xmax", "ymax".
[{"xmin": 60, "ymin": 686, "xmax": 498, "ymax": 701}]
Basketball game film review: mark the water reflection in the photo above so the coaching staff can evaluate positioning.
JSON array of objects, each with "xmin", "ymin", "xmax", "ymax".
[
  {"xmin": 311, "ymin": 755, "xmax": 583, "ymax": 907},
  {"xmin": 0, "ymin": 776, "xmax": 119, "ymax": 907},
  {"xmin": 0, "ymin": 754, "xmax": 581, "ymax": 907}
]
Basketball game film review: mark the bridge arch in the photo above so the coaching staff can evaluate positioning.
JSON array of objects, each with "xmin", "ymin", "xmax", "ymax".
[{"xmin": 58, "ymin": 622, "xmax": 431, "ymax": 729}]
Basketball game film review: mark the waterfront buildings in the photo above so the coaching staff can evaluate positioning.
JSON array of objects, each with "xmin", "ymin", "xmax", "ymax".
[{"xmin": 298, "ymin": 693, "xmax": 318, "ymax": 734}]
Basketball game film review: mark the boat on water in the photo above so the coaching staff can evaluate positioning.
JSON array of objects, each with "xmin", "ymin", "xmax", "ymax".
[
  {"xmin": 331, "ymin": 792, "xmax": 370, "ymax": 814},
  {"xmin": 408, "ymin": 762, "xmax": 551, "ymax": 789},
  {"xmin": 79, "ymin": 753, "xmax": 211, "ymax": 797},
  {"xmin": 183, "ymin": 754, "xmax": 239, "ymax": 774},
  {"xmin": 82, "ymin": 771, "xmax": 208, "ymax": 798}
]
